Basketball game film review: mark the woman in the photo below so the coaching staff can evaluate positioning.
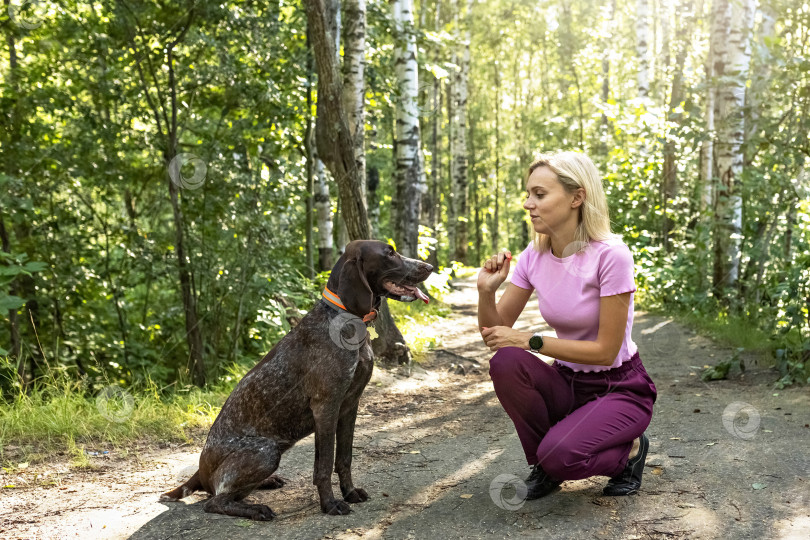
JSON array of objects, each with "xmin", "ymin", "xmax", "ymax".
[{"xmin": 477, "ymin": 151, "xmax": 657, "ymax": 499}]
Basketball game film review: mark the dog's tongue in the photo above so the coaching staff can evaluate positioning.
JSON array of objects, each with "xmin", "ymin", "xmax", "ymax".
[{"xmin": 414, "ymin": 287, "xmax": 429, "ymax": 304}]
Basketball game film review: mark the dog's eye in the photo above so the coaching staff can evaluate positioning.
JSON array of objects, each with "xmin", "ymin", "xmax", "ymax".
[{"xmin": 388, "ymin": 249, "xmax": 395, "ymax": 257}]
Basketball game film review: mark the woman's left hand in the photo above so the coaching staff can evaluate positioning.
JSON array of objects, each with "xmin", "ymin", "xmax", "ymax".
[{"xmin": 480, "ymin": 326, "xmax": 531, "ymax": 352}]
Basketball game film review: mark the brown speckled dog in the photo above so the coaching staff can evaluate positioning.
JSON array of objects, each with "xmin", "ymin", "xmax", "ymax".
[{"xmin": 160, "ymin": 240, "xmax": 432, "ymax": 520}]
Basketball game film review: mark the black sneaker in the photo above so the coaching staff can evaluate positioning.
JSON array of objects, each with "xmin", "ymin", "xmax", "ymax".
[
  {"xmin": 525, "ymin": 463, "xmax": 562, "ymax": 500},
  {"xmin": 603, "ymin": 432, "xmax": 649, "ymax": 496}
]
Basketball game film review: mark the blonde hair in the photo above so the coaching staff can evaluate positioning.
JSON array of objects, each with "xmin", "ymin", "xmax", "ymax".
[{"xmin": 526, "ymin": 151, "xmax": 619, "ymax": 254}]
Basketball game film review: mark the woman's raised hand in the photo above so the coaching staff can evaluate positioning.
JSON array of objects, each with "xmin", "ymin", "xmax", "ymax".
[{"xmin": 477, "ymin": 250, "xmax": 512, "ymax": 293}]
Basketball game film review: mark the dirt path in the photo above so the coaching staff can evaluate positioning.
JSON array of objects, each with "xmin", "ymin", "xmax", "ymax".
[{"xmin": 2, "ymin": 274, "xmax": 809, "ymax": 539}]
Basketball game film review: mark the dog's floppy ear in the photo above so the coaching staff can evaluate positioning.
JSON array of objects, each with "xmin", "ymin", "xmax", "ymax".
[{"xmin": 335, "ymin": 256, "xmax": 374, "ymax": 318}]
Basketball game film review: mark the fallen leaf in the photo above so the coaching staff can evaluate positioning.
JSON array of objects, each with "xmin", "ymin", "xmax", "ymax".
[
  {"xmin": 707, "ymin": 442, "xmax": 716, "ymax": 446},
  {"xmin": 763, "ymin": 430, "xmax": 773, "ymax": 433},
  {"xmin": 670, "ymin": 437, "xmax": 681, "ymax": 440},
  {"xmin": 752, "ymin": 483, "xmax": 766, "ymax": 490},
  {"xmin": 460, "ymin": 494, "xmax": 473, "ymax": 499},
  {"xmin": 17, "ymin": 463, "xmax": 28, "ymax": 470},
  {"xmin": 651, "ymin": 467, "xmax": 663, "ymax": 475}
]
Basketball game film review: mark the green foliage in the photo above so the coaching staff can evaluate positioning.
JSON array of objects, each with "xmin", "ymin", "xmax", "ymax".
[{"xmin": 1, "ymin": 0, "xmax": 809, "ymax": 397}]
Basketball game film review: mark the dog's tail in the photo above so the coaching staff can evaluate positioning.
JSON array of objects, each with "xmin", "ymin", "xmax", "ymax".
[{"xmin": 160, "ymin": 470, "xmax": 202, "ymax": 501}]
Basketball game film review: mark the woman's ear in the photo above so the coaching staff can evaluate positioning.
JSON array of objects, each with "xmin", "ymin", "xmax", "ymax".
[{"xmin": 571, "ymin": 187, "xmax": 586, "ymax": 209}]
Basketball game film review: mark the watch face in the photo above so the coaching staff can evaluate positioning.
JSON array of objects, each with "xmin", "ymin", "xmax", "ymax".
[{"xmin": 530, "ymin": 335, "xmax": 543, "ymax": 350}]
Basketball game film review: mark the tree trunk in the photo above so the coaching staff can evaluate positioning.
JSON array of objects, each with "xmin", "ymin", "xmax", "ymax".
[
  {"xmin": 392, "ymin": 0, "xmax": 426, "ymax": 258},
  {"xmin": 304, "ymin": 0, "xmax": 370, "ymax": 241},
  {"xmin": 161, "ymin": 11, "xmax": 206, "ymax": 387},
  {"xmin": 2, "ymin": 5, "xmax": 26, "ymax": 391},
  {"xmin": 313, "ymin": 143, "xmax": 334, "ymax": 271},
  {"xmin": 342, "ymin": 0, "xmax": 367, "ymax": 203},
  {"xmin": 713, "ymin": 0, "xmax": 754, "ymax": 294},
  {"xmin": 451, "ymin": 0, "xmax": 471, "ymax": 263},
  {"xmin": 492, "ymin": 60, "xmax": 501, "ymax": 254},
  {"xmin": 661, "ymin": 0, "xmax": 692, "ymax": 252},
  {"xmin": 367, "ymin": 166, "xmax": 380, "ymax": 237},
  {"xmin": 636, "ymin": 0, "xmax": 651, "ymax": 98},
  {"xmin": 744, "ymin": 3, "xmax": 776, "ymax": 166},
  {"xmin": 305, "ymin": 31, "xmax": 316, "ymax": 278},
  {"xmin": 659, "ymin": 0, "xmax": 671, "ymax": 102},
  {"xmin": 600, "ymin": 0, "xmax": 616, "ymax": 153},
  {"xmin": 306, "ymin": 0, "xmax": 410, "ymax": 364}
]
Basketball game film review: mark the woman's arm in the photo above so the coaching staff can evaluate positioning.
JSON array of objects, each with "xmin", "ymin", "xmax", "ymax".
[
  {"xmin": 481, "ymin": 292, "xmax": 631, "ymax": 366},
  {"xmin": 478, "ymin": 283, "xmax": 533, "ymax": 329}
]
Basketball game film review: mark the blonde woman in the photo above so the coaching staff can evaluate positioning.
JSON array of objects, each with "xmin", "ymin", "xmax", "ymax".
[{"xmin": 478, "ymin": 151, "xmax": 657, "ymax": 499}]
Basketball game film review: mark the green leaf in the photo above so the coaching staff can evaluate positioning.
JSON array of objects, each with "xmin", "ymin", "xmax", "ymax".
[
  {"xmin": 752, "ymin": 483, "xmax": 766, "ymax": 490},
  {"xmin": 22, "ymin": 261, "xmax": 48, "ymax": 273},
  {"xmin": 0, "ymin": 296, "xmax": 26, "ymax": 312}
]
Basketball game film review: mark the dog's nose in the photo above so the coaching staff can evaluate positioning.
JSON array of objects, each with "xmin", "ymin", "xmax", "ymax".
[{"xmin": 424, "ymin": 263, "xmax": 433, "ymax": 273}]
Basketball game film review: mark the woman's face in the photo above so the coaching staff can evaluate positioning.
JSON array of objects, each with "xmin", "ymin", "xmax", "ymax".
[{"xmin": 523, "ymin": 166, "xmax": 582, "ymax": 234}]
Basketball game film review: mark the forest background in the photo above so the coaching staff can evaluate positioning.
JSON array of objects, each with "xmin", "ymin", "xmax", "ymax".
[{"xmin": 1, "ymin": 0, "xmax": 809, "ymax": 445}]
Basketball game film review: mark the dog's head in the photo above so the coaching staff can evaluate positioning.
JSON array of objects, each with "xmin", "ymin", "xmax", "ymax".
[{"xmin": 326, "ymin": 240, "xmax": 433, "ymax": 318}]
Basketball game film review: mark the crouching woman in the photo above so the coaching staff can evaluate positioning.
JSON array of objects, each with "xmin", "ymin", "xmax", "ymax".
[{"xmin": 478, "ymin": 151, "xmax": 657, "ymax": 499}]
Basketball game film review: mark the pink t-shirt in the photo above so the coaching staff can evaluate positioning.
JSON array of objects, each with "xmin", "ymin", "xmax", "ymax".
[{"xmin": 510, "ymin": 237, "xmax": 639, "ymax": 372}]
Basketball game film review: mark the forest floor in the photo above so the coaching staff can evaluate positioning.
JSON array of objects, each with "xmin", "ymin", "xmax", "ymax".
[{"xmin": 1, "ymin": 274, "xmax": 809, "ymax": 539}]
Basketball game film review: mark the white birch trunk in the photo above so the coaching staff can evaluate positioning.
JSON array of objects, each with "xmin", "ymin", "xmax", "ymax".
[
  {"xmin": 392, "ymin": 0, "xmax": 425, "ymax": 258},
  {"xmin": 745, "ymin": 3, "xmax": 775, "ymax": 149},
  {"xmin": 342, "ymin": 0, "xmax": 366, "ymax": 202},
  {"xmin": 312, "ymin": 141, "xmax": 334, "ymax": 270},
  {"xmin": 636, "ymin": 0, "xmax": 651, "ymax": 98},
  {"xmin": 659, "ymin": 0, "xmax": 671, "ymax": 100},
  {"xmin": 450, "ymin": 0, "xmax": 471, "ymax": 262},
  {"xmin": 714, "ymin": 0, "xmax": 755, "ymax": 289}
]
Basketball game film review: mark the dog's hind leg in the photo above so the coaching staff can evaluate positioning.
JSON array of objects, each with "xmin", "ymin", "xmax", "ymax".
[
  {"xmin": 202, "ymin": 438, "xmax": 281, "ymax": 521},
  {"xmin": 160, "ymin": 470, "xmax": 203, "ymax": 501}
]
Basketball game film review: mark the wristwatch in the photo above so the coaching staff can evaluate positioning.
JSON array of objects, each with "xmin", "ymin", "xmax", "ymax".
[{"xmin": 529, "ymin": 333, "xmax": 544, "ymax": 352}]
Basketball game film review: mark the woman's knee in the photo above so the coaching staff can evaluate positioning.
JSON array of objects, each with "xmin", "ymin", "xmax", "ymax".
[
  {"xmin": 488, "ymin": 347, "xmax": 529, "ymax": 381},
  {"xmin": 537, "ymin": 443, "xmax": 587, "ymax": 481}
]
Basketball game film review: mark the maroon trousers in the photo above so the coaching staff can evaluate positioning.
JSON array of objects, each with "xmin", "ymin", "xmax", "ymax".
[{"xmin": 489, "ymin": 347, "xmax": 657, "ymax": 481}]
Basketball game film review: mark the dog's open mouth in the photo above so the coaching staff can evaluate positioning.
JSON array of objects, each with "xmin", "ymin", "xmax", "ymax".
[{"xmin": 383, "ymin": 281, "xmax": 429, "ymax": 304}]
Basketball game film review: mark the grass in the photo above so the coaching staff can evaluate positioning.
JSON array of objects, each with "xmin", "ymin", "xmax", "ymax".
[
  {"xmin": 636, "ymin": 298, "xmax": 776, "ymax": 359},
  {"xmin": 0, "ymin": 268, "xmax": 461, "ymax": 467},
  {"xmin": 0, "ymin": 366, "xmax": 250, "ymax": 468}
]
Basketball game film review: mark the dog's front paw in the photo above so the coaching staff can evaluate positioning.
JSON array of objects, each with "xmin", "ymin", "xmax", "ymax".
[
  {"xmin": 342, "ymin": 487, "xmax": 369, "ymax": 503},
  {"xmin": 322, "ymin": 498, "xmax": 352, "ymax": 515},
  {"xmin": 248, "ymin": 504, "xmax": 277, "ymax": 521}
]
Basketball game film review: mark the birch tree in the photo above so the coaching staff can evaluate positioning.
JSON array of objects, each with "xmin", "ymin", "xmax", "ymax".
[
  {"xmin": 392, "ymin": 0, "xmax": 426, "ymax": 258},
  {"xmin": 713, "ymin": 0, "xmax": 755, "ymax": 290},
  {"xmin": 450, "ymin": 0, "xmax": 472, "ymax": 262},
  {"xmin": 342, "ymin": 0, "xmax": 367, "ymax": 202},
  {"xmin": 661, "ymin": 0, "xmax": 692, "ymax": 252},
  {"xmin": 636, "ymin": 0, "xmax": 651, "ymax": 98}
]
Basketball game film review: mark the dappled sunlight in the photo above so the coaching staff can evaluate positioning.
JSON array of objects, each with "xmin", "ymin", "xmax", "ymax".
[{"xmin": 774, "ymin": 514, "xmax": 810, "ymax": 539}]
